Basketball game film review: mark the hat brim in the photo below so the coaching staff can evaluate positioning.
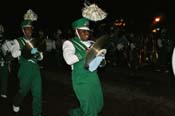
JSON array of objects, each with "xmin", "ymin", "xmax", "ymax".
[
  {"xmin": 77, "ymin": 27, "xmax": 90, "ymax": 31},
  {"xmin": 22, "ymin": 25, "xmax": 33, "ymax": 28}
]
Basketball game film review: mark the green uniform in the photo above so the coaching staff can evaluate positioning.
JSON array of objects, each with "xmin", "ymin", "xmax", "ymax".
[
  {"xmin": 69, "ymin": 37, "xmax": 104, "ymax": 116},
  {"xmin": 13, "ymin": 37, "xmax": 42, "ymax": 116}
]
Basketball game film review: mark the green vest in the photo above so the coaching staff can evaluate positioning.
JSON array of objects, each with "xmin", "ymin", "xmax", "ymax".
[
  {"xmin": 70, "ymin": 38, "xmax": 103, "ymax": 115},
  {"xmin": 70, "ymin": 37, "xmax": 97, "ymax": 74},
  {"xmin": 17, "ymin": 37, "xmax": 38, "ymax": 64}
]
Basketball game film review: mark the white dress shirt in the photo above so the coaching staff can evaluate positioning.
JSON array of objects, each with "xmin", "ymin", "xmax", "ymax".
[
  {"xmin": 10, "ymin": 39, "xmax": 21, "ymax": 58},
  {"xmin": 62, "ymin": 39, "xmax": 94, "ymax": 67},
  {"xmin": 10, "ymin": 38, "xmax": 43, "ymax": 61}
]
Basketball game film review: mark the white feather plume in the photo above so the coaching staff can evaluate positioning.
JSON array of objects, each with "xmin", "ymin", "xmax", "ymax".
[
  {"xmin": 24, "ymin": 9, "xmax": 38, "ymax": 21},
  {"xmin": 82, "ymin": 3, "xmax": 107, "ymax": 22}
]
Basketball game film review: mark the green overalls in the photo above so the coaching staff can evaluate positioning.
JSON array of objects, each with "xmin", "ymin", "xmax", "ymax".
[
  {"xmin": 13, "ymin": 37, "xmax": 42, "ymax": 116},
  {"xmin": 69, "ymin": 37, "xmax": 104, "ymax": 116}
]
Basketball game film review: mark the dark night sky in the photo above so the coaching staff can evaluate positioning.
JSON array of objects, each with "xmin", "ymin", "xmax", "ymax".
[{"xmin": 0, "ymin": 0, "xmax": 174, "ymax": 34}]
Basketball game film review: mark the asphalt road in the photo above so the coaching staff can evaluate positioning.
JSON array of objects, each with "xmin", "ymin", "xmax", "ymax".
[{"xmin": 1, "ymin": 55, "xmax": 175, "ymax": 116}]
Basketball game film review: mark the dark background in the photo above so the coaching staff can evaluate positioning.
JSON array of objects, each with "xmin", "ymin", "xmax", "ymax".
[{"xmin": 0, "ymin": 0, "xmax": 174, "ymax": 35}]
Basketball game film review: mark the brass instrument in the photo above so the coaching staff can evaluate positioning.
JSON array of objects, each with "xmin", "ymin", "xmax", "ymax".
[
  {"xmin": 22, "ymin": 37, "xmax": 44, "ymax": 59},
  {"xmin": 84, "ymin": 34, "xmax": 111, "ymax": 68}
]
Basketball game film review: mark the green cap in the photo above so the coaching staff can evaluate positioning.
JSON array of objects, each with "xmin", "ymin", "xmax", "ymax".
[
  {"xmin": 21, "ymin": 20, "xmax": 33, "ymax": 28},
  {"xmin": 72, "ymin": 18, "xmax": 90, "ymax": 30}
]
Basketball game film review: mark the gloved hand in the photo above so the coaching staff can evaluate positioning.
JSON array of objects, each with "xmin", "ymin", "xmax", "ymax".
[
  {"xmin": 31, "ymin": 48, "xmax": 38, "ymax": 54},
  {"xmin": 34, "ymin": 52, "xmax": 43, "ymax": 60},
  {"xmin": 88, "ymin": 56, "xmax": 105, "ymax": 72},
  {"xmin": 96, "ymin": 49, "xmax": 107, "ymax": 57}
]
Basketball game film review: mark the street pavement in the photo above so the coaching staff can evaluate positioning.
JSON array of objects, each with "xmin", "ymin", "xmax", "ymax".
[{"xmin": 1, "ymin": 57, "xmax": 175, "ymax": 116}]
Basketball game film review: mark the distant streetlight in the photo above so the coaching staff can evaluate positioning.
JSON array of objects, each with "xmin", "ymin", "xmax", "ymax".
[
  {"xmin": 155, "ymin": 17, "xmax": 160, "ymax": 22},
  {"xmin": 153, "ymin": 16, "xmax": 161, "ymax": 24}
]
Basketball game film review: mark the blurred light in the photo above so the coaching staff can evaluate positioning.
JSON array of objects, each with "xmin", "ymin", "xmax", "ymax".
[
  {"xmin": 155, "ymin": 17, "xmax": 160, "ymax": 22},
  {"xmin": 152, "ymin": 27, "xmax": 160, "ymax": 33},
  {"xmin": 156, "ymin": 27, "xmax": 160, "ymax": 31},
  {"xmin": 152, "ymin": 29, "xmax": 157, "ymax": 33},
  {"xmin": 114, "ymin": 18, "xmax": 126, "ymax": 27},
  {"xmin": 153, "ymin": 16, "xmax": 161, "ymax": 24}
]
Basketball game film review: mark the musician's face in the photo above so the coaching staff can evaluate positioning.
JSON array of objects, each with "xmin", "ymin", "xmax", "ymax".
[
  {"xmin": 77, "ymin": 29, "xmax": 90, "ymax": 41},
  {"xmin": 22, "ymin": 27, "xmax": 33, "ymax": 39}
]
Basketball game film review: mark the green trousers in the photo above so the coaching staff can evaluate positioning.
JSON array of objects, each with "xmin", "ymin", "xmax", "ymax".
[
  {"xmin": 70, "ymin": 71, "xmax": 104, "ymax": 116},
  {"xmin": 0, "ymin": 64, "xmax": 8, "ymax": 95},
  {"xmin": 13, "ymin": 61, "xmax": 42, "ymax": 116}
]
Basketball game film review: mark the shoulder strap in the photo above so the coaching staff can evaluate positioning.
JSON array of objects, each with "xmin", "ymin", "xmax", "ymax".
[
  {"xmin": 16, "ymin": 37, "xmax": 26, "ymax": 49},
  {"xmin": 70, "ymin": 37, "xmax": 87, "ymax": 51}
]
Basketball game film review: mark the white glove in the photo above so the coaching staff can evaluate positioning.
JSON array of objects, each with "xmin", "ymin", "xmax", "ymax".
[
  {"xmin": 31, "ymin": 48, "xmax": 38, "ymax": 54},
  {"xmin": 88, "ymin": 56, "xmax": 105, "ymax": 72}
]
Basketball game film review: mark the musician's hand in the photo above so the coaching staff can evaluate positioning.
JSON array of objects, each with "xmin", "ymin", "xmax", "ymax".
[
  {"xmin": 96, "ymin": 49, "xmax": 107, "ymax": 57},
  {"xmin": 99, "ymin": 59, "xmax": 106, "ymax": 67},
  {"xmin": 33, "ymin": 52, "xmax": 41, "ymax": 59},
  {"xmin": 31, "ymin": 48, "xmax": 38, "ymax": 54},
  {"xmin": 88, "ymin": 56, "xmax": 105, "ymax": 72}
]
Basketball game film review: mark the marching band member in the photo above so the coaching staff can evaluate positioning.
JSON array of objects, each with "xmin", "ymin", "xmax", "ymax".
[
  {"xmin": 63, "ymin": 17, "xmax": 106, "ymax": 116},
  {"xmin": 11, "ymin": 10, "xmax": 44, "ymax": 116},
  {"xmin": 0, "ymin": 24, "xmax": 9, "ymax": 98}
]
